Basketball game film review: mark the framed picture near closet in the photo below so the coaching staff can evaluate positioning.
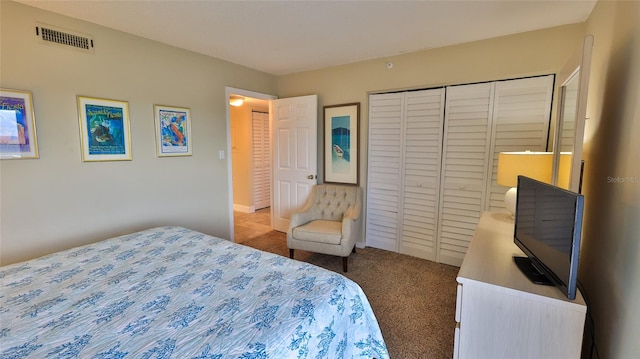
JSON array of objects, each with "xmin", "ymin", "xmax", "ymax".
[{"xmin": 323, "ymin": 102, "xmax": 359, "ymax": 185}]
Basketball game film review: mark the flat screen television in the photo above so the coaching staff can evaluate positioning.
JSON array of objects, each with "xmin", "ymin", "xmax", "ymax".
[{"xmin": 513, "ymin": 175, "xmax": 584, "ymax": 300}]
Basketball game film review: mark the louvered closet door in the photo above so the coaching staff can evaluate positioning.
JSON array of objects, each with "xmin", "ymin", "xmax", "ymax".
[
  {"xmin": 399, "ymin": 89, "xmax": 445, "ymax": 261},
  {"xmin": 366, "ymin": 93, "xmax": 403, "ymax": 251},
  {"xmin": 252, "ymin": 111, "xmax": 271, "ymax": 210},
  {"xmin": 438, "ymin": 83, "xmax": 494, "ymax": 266},
  {"xmin": 486, "ymin": 75, "xmax": 555, "ymax": 211}
]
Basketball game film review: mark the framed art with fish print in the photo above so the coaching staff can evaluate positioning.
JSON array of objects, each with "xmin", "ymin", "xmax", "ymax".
[
  {"xmin": 323, "ymin": 102, "xmax": 359, "ymax": 185},
  {"xmin": 154, "ymin": 104, "xmax": 192, "ymax": 157},
  {"xmin": 0, "ymin": 88, "xmax": 39, "ymax": 159},
  {"xmin": 77, "ymin": 96, "xmax": 131, "ymax": 162}
]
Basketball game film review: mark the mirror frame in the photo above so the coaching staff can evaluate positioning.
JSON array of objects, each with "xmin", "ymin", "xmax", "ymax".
[{"xmin": 551, "ymin": 35, "xmax": 593, "ymax": 192}]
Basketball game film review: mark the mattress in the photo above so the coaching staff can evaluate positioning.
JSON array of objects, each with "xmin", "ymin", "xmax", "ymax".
[{"xmin": 0, "ymin": 226, "xmax": 388, "ymax": 358}]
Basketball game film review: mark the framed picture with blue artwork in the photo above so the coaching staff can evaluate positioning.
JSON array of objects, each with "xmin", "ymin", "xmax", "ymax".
[
  {"xmin": 154, "ymin": 104, "xmax": 192, "ymax": 157},
  {"xmin": 323, "ymin": 102, "xmax": 359, "ymax": 185},
  {"xmin": 0, "ymin": 88, "xmax": 39, "ymax": 159},
  {"xmin": 77, "ymin": 96, "xmax": 131, "ymax": 162}
]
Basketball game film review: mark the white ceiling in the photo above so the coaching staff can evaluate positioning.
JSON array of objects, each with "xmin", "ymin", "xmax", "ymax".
[{"xmin": 15, "ymin": 0, "xmax": 597, "ymax": 76}]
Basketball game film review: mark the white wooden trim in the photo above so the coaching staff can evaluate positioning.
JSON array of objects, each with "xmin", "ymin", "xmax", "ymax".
[{"xmin": 233, "ymin": 204, "xmax": 255, "ymax": 213}]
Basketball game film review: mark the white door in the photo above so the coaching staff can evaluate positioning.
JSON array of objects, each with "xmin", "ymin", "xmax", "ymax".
[
  {"xmin": 270, "ymin": 95, "xmax": 318, "ymax": 232},
  {"xmin": 366, "ymin": 89, "xmax": 445, "ymax": 260},
  {"xmin": 438, "ymin": 82, "xmax": 494, "ymax": 266},
  {"xmin": 399, "ymin": 89, "xmax": 445, "ymax": 261},
  {"xmin": 366, "ymin": 92, "xmax": 404, "ymax": 252}
]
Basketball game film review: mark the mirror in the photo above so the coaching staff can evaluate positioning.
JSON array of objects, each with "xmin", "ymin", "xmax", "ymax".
[
  {"xmin": 552, "ymin": 35, "xmax": 593, "ymax": 192},
  {"xmin": 555, "ymin": 70, "xmax": 579, "ymax": 189}
]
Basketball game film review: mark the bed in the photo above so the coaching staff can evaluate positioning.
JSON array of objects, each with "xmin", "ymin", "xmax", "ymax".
[{"xmin": 0, "ymin": 226, "xmax": 389, "ymax": 358}]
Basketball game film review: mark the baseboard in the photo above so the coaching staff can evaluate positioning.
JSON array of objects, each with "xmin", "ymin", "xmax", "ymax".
[{"xmin": 233, "ymin": 204, "xmax": 255, "ymax": 213}]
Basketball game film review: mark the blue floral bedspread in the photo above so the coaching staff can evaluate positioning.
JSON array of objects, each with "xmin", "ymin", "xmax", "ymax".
[{"xmin": 0, "ymin": 226, "xmax": 388, "ymax": 359}]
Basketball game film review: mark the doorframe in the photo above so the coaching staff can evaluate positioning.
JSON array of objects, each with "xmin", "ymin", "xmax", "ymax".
[{"xmin": 225, "ymin": 87, "xmax": 277, "ymax": 242}]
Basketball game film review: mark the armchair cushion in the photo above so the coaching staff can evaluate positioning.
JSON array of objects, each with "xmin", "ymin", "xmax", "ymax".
[{"xmin": 292, "ymin": 220, "xmax": 342, "ymax": 245}]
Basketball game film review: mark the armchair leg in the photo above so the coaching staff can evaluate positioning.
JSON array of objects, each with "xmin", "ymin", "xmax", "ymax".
[
  {"xmin": 289, "ymin": 249, "xmax": 294, "ymax": 259},
  {"xmin": 342, "ymin": 257, "xmax": 348, "ymax": 272}
]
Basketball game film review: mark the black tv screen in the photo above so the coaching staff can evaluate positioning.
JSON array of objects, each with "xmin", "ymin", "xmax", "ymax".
[{"xmin": 514, "ymin": 176, "xmax": 584, "ymax": 300}]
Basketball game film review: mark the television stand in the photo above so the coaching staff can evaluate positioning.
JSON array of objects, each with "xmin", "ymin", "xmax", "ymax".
[
  {"xmin": 454, "ymin": 212, "xmax": 586, "ymax": 359},
  {"xmin": 513, "ymin": 256, "xmax": 553, "ymax": 285}
]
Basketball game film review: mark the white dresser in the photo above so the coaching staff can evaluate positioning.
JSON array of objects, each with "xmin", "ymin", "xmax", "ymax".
[{"xmin": 454, "ymin": 212, "xmax": 587, "ymax": 359}]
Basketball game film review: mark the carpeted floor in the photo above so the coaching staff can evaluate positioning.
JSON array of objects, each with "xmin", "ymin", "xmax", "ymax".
[{"xmin": 240, "ymin": 230, "xmax": 460, "ymax": 359}]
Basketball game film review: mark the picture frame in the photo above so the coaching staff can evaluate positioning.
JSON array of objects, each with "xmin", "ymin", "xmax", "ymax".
[
  {"xmin": 154, "ymin": 104, "xmax": 192, "ymax": 157},
  {"xmin": 0, "ymin": 89, "xmax": 39, "ymax": 159},
  {"xmin": 323, "ymin": 102, "xmax": 360, "ymax": 185},
  {"xmin": 77, "ymin": 96, "xmax": 131, "ymax": 162}
]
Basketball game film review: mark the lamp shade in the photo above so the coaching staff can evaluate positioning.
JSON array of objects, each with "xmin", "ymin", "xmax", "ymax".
[
  {"xmin": 556, "ymin": 152, "xmax": 572, "ymax": 190},
  {"xmin": 497, "ymin": 152, "xmax": 553, "ymax": 187}
]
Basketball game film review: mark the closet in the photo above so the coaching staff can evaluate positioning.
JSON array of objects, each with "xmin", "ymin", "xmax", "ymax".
[
  {"xmin": 366, "ymin": 75, "xmax": 554, "ymax": 266},
  {"xmin": 367, "ymin": 88, "xmax": 445, "ymax": 261},
  {"xmin": 252, "ymin": 111, "xmax": 271, "ymax": 210}
]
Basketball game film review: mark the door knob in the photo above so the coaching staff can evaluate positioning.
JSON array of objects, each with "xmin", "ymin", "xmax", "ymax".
[{"xmin": 307, "ymin": 175, "xmax": 315, "ymax": 179}]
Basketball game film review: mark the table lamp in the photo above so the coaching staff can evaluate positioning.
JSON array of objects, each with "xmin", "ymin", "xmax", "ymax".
[
  {"xmin": 556, "ymin": 152, "xmax": 573, "ymax": 190},
  {"xmin": 497, "ymin": 152, "xmax": 553, "ymax": 217}
]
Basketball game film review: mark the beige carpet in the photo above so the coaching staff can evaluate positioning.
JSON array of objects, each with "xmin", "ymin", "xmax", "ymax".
[{"xmin": 240, "ymin": 230, "xmax": 460, "ymax": 359}]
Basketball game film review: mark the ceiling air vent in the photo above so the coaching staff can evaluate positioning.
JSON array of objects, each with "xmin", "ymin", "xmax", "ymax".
[{"xmin": 35, "ymin": 23, "xmax": 94, "ymax": 53}]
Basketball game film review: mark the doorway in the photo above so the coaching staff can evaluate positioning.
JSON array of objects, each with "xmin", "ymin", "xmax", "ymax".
[
  {"xmin": 226, "ymin": 88, "xmax": 318, "ymax": 242},
  {"xmin": 230, "ymin": 107, "xmax": 272, "ymax": 242},
  {"xmin": 226, "ymin": 87, "xmax": 276, "ymax": 242}
]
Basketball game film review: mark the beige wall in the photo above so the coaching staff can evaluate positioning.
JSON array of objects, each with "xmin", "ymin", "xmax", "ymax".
[
  {"xmin": 0, "ymin": 1, "xmax": 277, "ymax": 264},
  {"xmin": 277, "ymin": 23, "xmax": 584, "ymax": 245},
  {"xmin": 278, "ymin": 23, "xmax": 584, "ymax": 187},
  {"xmin": 580, "ymin": 1, "xmax": 640, "ymax": 357}
]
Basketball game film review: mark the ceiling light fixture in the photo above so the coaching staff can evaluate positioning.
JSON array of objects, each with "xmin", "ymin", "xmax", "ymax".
[{"xmin": 229, "ymin": 95, "xmax": 244, "ymax": 107}]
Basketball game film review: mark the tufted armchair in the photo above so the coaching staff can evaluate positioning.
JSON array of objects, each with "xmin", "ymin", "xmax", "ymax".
[{"xmin": 287, "ymin": 184, "xmax": 362, "ymax": 272}]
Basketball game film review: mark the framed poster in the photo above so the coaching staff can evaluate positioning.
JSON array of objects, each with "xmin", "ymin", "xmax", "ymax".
[
  {"xmin": 154, "ymin": 104, "xmax": 192, "ymax": 157},
  {"xmin": 0, "ymin": 89, "xmax": 39, "ymax": 159},
  {"xmin": 77, "ymin": 96, "xmax": 131, "ymax": 162},
  {"xmin": 323, "ymin": 102, "xmax": 359, "ymax": 185}
]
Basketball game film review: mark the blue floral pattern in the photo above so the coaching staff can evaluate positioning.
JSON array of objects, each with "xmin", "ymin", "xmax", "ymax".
[{"xmin": 0, "ymin": 226, "xmax": 389, "ymax": 358}]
